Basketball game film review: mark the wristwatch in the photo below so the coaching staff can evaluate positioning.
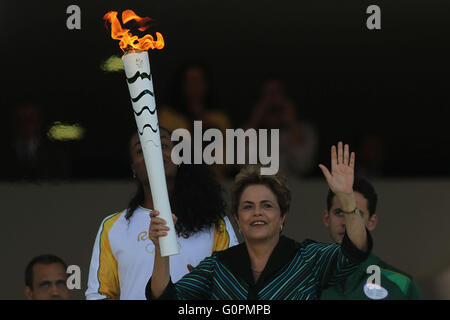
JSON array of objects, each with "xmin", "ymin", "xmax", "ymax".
[{"xmin": 342, "ymin": 207, "xmax": 360, "ymax": 215}]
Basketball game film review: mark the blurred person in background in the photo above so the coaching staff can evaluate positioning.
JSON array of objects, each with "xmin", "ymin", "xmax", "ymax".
[
  {"xmin": 245, "ymin": 77, "xmax": 318, "ymax": 178},
  {"xmin": 160, "ymin": 60, "xmax": 231, "ymax": 133},
  {"xmin": 7, "ymin": 101, "xmax": 50, "ymax": 180},
  {"xmin": 320, "ymin": 177, "xmax": 422, "ymax": 300},
  {"xmin": 159, "ymin": 60, "xmax": 234, "ymax": 179},
  {"xmin": 24, "ymin": 254, "xmax": 70, "ymax": 300},
  {"xmin": 433, "ymin": 264, "xmax": 450, "ymax": 299},
  {"xmin": 4, "ymin": 100, "xmax": 73, "ymax": 181}
]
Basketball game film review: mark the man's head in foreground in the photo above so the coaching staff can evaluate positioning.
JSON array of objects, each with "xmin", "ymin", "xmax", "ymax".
[{"xmin": 24, "ymin": 254, "xmax": 70, "ymax": 300}]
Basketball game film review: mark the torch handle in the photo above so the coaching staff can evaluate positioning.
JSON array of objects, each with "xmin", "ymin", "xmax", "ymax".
[
  {"xmin": 141, "ymin": 139, "xmax": 179, "ymax": 257},
  {"xmin": 123, "ymin": 51, "xmax": 180, "ymax": 257}
]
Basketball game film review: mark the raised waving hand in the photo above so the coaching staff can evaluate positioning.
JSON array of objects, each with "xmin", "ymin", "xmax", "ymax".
[{"xmin": 319, "ymin": 141, "xmax": 355, "ymax": 198}]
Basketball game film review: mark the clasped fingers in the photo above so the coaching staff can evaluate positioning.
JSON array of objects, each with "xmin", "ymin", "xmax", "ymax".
[{"xmin": 148, "ymin": 211, "xmax": 178, "ymax": 246}]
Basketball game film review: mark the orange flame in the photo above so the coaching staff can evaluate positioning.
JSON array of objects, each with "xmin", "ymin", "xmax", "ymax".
[{"xmin": 104, "ymin": 10, "xmax": 164, "ymax": 52}]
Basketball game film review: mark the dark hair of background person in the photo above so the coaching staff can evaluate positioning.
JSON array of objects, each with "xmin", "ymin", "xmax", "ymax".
[
  {"xmin": 165, "ymin": 60, "xmax": 216, "ymax": 113},
  {"xmin": 125, "ymin": 128, "xmax": 226, "ymax": 237},
  {"xmin": 25, "ymin": 254, "xmax": 68, "ymax": 289},
  {"xmin": 326, "ymin": 178, "xmax": 378, "ymax": 216},
  {"xmin": 230, "ymin": 165, "xmax": 291, "ymax": 217},
  {"xmin": 258, "ymin": 73, "xmax": 287, "ymax": 93}
]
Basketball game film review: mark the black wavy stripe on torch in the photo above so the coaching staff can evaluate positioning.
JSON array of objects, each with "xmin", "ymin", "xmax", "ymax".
[
  {"xmin": 127, "ymin": 71, "xmax": 152, "ymax": 84},
  {"xmin": 133, "ymin": 106, "xmax": 156, "ymax": 116},
  {"xmin": 131, "ymin": 89, "xmax": 154, "ymax": 102},
  {"xmin": 137, "ymin": 124, "xmax": 158, "ymax": 135}
]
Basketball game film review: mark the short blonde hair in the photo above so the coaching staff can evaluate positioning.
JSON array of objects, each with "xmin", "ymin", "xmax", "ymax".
[{"xmin": 230, "ymin": 165, "xmax": 291, "ymax": 217}]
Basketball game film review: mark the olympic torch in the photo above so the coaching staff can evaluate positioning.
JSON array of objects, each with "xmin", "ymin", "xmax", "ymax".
[{"xmin": 104, "ymin": 10, "xmax": 179, "ymax": 256}]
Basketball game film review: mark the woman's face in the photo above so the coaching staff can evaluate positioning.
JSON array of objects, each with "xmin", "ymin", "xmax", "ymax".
[
  {"xmin": 235, "ymin": 184, "xmax": 287, "ymax": 243},
  {"xmin": 129, "ymin": 130, "xmax": 178, "ymax": 192}
]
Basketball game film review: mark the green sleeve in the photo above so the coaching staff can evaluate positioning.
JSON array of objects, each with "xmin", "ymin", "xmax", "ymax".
[
  {"xmin": 171, "ymin": 254, "xmax": 217, "ymax": 299},
  {"xmin": 380, "ymin": 266, "xmax": 423, "ymax": 300},
  {"xmin": 406, "ymin": 279, "xmax": 423, "ymax": 300},
  {"xmin": 146, "ymin": 254, "xmax": 217, "ymax": 300},
  {"xmin": 308, "ymin": 230, "xmax": 372, "ymax": 288}
]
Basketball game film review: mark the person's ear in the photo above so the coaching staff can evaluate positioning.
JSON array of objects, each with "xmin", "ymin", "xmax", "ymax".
[
  {"xmin": 233, "ymin": 214, "xmax": 241, "ymax": 233},
  {"xmin": 24, "ymin": 286, "xmax": 33, "ymax": 300},
  {"xmin": 323, "ymin": 210, "xmax": 330, "ymax": 227},
  {"xmin": 367, "ymin": 214, "xmax": 378, "ymax": 231},
  {"xmin": 233, "ymin": 214, "xmax": 239, "ymax": 225},
  {"xmin": 281, "ymin": 212, "xmax": 288, "ymax": 225}
]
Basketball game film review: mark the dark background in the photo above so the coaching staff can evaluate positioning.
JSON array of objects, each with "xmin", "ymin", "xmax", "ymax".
[{"xmin": 2, "ymin": 0, "xmax": 450, "ymax": 180}]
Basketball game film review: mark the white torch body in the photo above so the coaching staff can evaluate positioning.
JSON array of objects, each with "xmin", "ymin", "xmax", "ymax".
[{"xmin": 122, "ymin": 50, "xmax": 179, "ymax": 257}]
